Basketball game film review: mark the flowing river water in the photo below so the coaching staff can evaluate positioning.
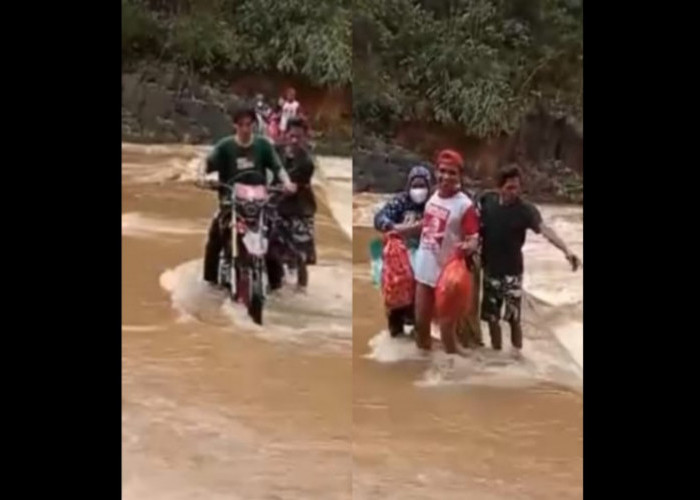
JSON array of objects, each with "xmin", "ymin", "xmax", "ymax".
[
  {"xmin": 122, "ymin": 143, "xmax": 353, "ymax": 499},
  {"xmin": 122, "ymin": 142, "xmax": 582, "ymax": 499},
  {"xmin": 351, "ymin": 194, "xmax": 582, "ymax": 500}
]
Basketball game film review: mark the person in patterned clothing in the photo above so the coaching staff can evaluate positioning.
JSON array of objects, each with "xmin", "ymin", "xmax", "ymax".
[
  {"xmin": 479, "ymin": 165, "xmax": 581, "ymax": 357},
  {"xmin": 373, "ymin": 165, "xmax": 433, "ymax": 337},
  {"xmin": 268, "ymin": 117, "xmax": 318, "ymax": 293}
]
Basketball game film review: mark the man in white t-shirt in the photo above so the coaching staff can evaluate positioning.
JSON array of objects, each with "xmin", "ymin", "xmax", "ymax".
[{"xmin": 413, "ymin": 149, "xmax": 480, "ymax": 354}]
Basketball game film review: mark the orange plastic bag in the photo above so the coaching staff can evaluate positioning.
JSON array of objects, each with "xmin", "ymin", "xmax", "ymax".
[
  {"xmin": 435, "ymin": 250, "xmax": 472, "ymax": 322},
  {"xmin": 381, "ymin": 232, "xmax": 415, "ymax": 309}
]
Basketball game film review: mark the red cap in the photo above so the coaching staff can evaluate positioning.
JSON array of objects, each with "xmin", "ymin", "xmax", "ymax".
[{"xmin": 436, "ymin": 149, "xmax": 464, "ymax": 170}]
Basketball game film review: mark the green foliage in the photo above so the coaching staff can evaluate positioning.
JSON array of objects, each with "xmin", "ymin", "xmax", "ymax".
[
  {"xmin": 228, "ymin": 0, "xmax": 352, "ymax": 85},
  {"xmin": 121, "ymin": 0, "xmax": 351, "ymax": 86},
  {"xmin": 166, "ymin": 11, "xmax": 233, "ymax": 73},
  {"xmin": 354, "ymin": 0, "xmax": 583, "ymax": 137},
  {"xmin": 122, "ymin": 0, "xmax": 164, "ymax": 60},
  {"xmin": 122, "ymin": 0, "xmax": 582, "ymax": 136}
]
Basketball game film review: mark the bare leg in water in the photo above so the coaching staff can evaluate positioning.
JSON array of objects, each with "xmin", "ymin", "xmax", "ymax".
[
  {"xmin": 414, "ymin": 282, "xmax": 434, "ymax": 351},
  {"xmin": 266, "ymin": 255, "xmax": 285, "ymax": 292},
  {"xmin": 439, "ymin": 319, "xmax": 461, "ymax": 354},
  {"xmin": 296, "ymin": 254, "xmax": 308, "ymax": 292},
  {"xmin": 488, "ymin": 321, "xmax": 502, "ymax": 350},
  {"xmin": 488, "ymin": 320, "xmax": 523, "ymax": 358},
  {"xmin": 509, "ymin": 320, "xmax": 523, "ymax": 350},
  {"xmin": 416, "ymin": 282, "xmax": 469, "ymax": 355}
]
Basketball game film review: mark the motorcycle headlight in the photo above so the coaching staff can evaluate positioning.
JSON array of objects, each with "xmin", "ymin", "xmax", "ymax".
[{"xmin": 236, "ymin": 200, "xmax": 256, "ymax": 218}]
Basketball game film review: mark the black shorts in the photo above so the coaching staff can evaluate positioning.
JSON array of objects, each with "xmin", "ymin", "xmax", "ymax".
[{"xmin": 481, "ymin": 273, "xmax": 523, "ymax": 324}]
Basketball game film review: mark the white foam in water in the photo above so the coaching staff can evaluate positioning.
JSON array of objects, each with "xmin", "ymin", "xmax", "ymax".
[
  {"xmin": 365, "ymin": 320, "xmax": 582, "ymax": 391},
  {"xmin": 122, "ymin": 324, "xmax": 164, "ymax": 333},
  {"xmin": 313, "ymin": 156, "xmax": 353, "ymax": 240},
  {"xmin": 353, "ymin": 193, "xmax": 390, "ymax": 228},
  {"xmin": 365, "ymin": 330, "xmax": 430, "ymax": 363},
  {"xmin": 356, "ymin": 198, "xmax": 583, "ymax": 387},
  {"xmin": 121, "ymin": 150, "xmax": 202, "ymax": 184},
  {"xmin": 521, "ymin": 206, "xmax": 583, "ymax": 371},
  {"xmin": 414, "ymin": 336, "xmax": 582, "ymax": 391},
  {"xmin": 159, "ymin": 259, "xmax": 352, "ymax": 353},
  {"xmin": 159, "ymin": 261, "xmax": 228, "ymax": 325},
  {"xmin": 125, "ymin": 143, "xmax": 355, "ymax": 353},
  {"xmin": 122, "ymin": 212, "xmax": 207, "ymax": 238},
  {"xmin": 553, "ymin": 320, "xmax": 583, "ymax": 369},
  {"xmin": 123, "ymin": 142, "xmax": 352, "ymax": 240}
]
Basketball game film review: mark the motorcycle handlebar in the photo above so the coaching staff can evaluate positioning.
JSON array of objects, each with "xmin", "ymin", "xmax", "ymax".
[
  {"xmin": 198, "ymin": 180, "xmax": 288, "ymax": 202},
  {"xmin": 196, "ymin": 169, "xmax": 269, "ymax": 191}
]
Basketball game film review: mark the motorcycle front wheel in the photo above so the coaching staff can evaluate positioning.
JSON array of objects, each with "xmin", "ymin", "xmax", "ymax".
[
  {"xmin": 248, "ymin": 293, "xmax": 264, "ymax": 325},
  {"xmin": 248, "ymin": 258, "xmax": 265, "ymax": 325},
  {"xmin": 236, "ymin": 256, "xmax": 265, "ymax": 325}
]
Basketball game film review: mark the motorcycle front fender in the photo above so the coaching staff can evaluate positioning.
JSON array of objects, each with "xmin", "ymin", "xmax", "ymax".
[{"xmin": 242, "ymin": 230, "xmax": 269, "ymax": 258}]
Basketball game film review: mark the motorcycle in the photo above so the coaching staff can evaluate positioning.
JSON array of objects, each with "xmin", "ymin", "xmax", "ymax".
[{"xmin": 201, "ymin": 170, "xmax": 284, "ymax": 325}]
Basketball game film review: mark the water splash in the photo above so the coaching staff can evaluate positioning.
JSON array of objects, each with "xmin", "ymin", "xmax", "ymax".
[
  {"xmin": 354, "ymin": 195, "xmax": 583, "ymax": 383},
  {"xmin": 122, "ymin": 212, "xmax": 207, "ymax": 238},
  {"xmin": 159, "ymin": 259, "xmax": 352, "ymax": 353},
  {"xmin": 365, "ymin": 327, "xmax": 581, "ymax": 391}
]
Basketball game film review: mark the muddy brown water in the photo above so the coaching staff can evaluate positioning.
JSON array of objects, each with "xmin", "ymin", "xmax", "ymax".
[
  {"xmin": 351, "ymin": 194, "xmax": 582, "ymax": 500},
  {"xmin": 122, "ymin": 144, "xmax": 582, "ymax": 499},
  {"xmin": 122, "ymin": 144, "xmax": 352, "ymax": 499}
]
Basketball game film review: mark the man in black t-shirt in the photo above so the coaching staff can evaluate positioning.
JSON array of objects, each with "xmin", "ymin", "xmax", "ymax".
[
  {"xmin": 479, "ymin": 165, "xmax": 581, "ymax": 356},
  {"xmin": 268, "ymin": 117, "xmax": 318, "ymax": 292}
]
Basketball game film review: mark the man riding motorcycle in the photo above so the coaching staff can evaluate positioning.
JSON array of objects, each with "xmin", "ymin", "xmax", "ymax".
[
  {"xmin": 196, "ymin": 105, "xmax": 297, "ymax": 289},
  {"xmin": 267, "ymin": 117, "xmax": 317, "ymax": 293}
]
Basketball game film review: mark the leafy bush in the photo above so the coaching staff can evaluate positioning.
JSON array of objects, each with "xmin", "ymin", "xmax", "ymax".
[
  {"xmin": 121, "ymin": 0, "xmax": 351, "ymax": 86},
  {"xmin": 353, "ymin": 0, "xmax": 583, "ymax": 138},
  {"xmin": 122, "ymin": 0, "xmax": 165, "ymax": 61},
  {"xmin": 122, "ymin": 0, "xmax": 582, "ymax": 139}
]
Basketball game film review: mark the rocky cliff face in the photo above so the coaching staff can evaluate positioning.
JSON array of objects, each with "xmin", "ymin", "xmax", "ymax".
[
  {"xmin": 122, "ymin": 67, "xmax": 243, "ymax": 144},
  {"xmin": 122, "ymin": 65, "xmax": 581, "ymax": 204},
  {"xmin": 353, "ymin": 109, "xmax": 583, "ymax": 204},
  {"xmin": 121, "ymin": 65, "xmax": 352, "ymax": 154}
]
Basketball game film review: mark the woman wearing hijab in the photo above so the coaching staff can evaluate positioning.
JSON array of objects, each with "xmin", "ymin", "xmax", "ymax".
[{"xmin": 373, "ymin": 165, "xmax": 433, "ymax": 337}]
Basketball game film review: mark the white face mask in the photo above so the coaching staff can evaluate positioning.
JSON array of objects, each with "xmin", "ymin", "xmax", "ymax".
[{"xmin": 409, "ymin": 188, "xmax": 429, "ymax": 204}]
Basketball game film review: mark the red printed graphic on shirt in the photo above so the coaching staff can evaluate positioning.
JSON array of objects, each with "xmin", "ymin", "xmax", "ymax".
[{"xmin": 421, "ymin": 203, "xmax": 450, "ymax": 250}]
